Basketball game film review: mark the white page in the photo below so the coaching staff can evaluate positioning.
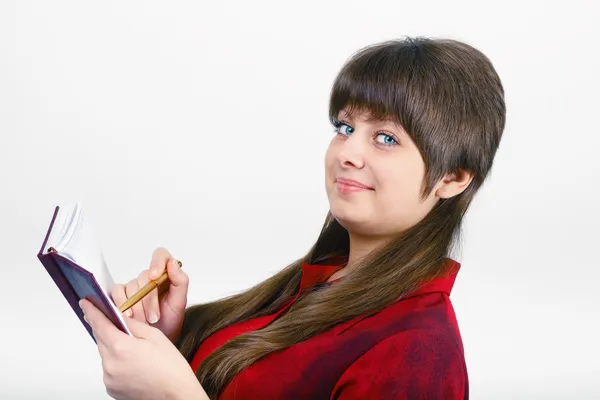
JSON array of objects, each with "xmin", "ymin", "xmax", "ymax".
[{"xmin": 52, "ymin": 203, "xmax": 132, "ymax": 335}]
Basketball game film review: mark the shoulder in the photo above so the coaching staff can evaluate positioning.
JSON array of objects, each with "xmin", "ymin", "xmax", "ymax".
[{"xmin": 331, "ymin": 328, "xmax": 468, "ymax": 399}]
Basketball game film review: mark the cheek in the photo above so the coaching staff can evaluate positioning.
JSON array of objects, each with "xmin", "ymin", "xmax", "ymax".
[
  {"xmin": 324, "ymin": 144, "xmax": 338, "ymax": 175},
  {"xmin": 376, "ymin": 159, "xmax": 426, "ymax": 213}
]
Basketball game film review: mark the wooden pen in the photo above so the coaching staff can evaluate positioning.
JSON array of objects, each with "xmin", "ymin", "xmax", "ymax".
[{"xmin": 118, "ymin": 260, "xmax": 183, "ymax": 313}]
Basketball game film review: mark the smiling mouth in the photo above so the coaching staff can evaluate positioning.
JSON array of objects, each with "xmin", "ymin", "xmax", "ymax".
[{"xmin": 335, "ymin": 178, "xmax": 374, "ymax": 193}]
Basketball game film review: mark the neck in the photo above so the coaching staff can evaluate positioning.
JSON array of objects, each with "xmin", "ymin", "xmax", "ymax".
[{"xmin": 329, "ymin": 232, "xmax": 390, "ymax": 281}]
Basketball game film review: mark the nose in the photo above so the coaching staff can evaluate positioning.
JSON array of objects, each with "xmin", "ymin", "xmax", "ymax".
[{"xmin": 338, "ymin": 134, "xmax": 366, "ymax": 169}]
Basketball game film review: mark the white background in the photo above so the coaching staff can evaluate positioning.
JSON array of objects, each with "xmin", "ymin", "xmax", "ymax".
[{"xmin": 1, "ymin": 0, "xmax": 599, "ymax": 398}]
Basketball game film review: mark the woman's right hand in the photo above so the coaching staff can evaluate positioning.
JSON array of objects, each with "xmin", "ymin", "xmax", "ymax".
[{"xmin": 110, "ymin": 247, "xmax": 189, "ymax": 343}]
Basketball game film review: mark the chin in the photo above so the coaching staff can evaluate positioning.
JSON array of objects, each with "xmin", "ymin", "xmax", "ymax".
[
  {"xmin": 329, "ymin": 202, "xmax": 368, "ymax": 231},
  {"xmin": 332, "ymin": 213, "xmax": 379, "ymax": 238}
]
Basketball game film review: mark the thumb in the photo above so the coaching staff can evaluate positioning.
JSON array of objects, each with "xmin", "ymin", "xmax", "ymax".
[
  {"xmin": 124, "ymin": 315, "xmax": 155, "ymax": 339},
  {"xmin": 166, "ymin": 258, "xmax": 189, "ymax": 289}
]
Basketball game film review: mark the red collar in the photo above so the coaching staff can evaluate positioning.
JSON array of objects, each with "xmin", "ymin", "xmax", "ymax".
[
  {"xmin": 299, "ymin": 257, "xmax": 460, "ymax": 296},
  {"xmin": 404, "ymin": 258, "xmax": 460, "ymax": 298}
]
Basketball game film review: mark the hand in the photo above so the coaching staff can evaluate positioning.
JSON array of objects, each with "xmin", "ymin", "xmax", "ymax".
[
  {"xmin": 79, "ymin": 298, "xmax": 209, "ymax": 400},
  {"xmin": 111, "ymin": 247, "xmax": 189, "ymax": 343}
]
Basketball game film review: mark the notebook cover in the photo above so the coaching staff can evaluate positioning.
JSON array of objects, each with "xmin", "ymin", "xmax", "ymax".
[{"xmin": 37, "ymin": 206, "xmax": 129, "ymax": 342}]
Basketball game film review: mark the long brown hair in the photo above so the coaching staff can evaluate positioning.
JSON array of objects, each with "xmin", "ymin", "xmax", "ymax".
[{"xmin": 176, "ymin": 36, "xmax": 506, "ymax": 399}]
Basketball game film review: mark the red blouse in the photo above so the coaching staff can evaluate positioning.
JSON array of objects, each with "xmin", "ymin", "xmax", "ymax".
[{"xmin": 190, "ymin": 259, "xmax": 468, "ymax": 399}]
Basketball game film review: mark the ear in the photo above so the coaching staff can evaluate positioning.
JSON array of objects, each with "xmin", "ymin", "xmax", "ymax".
[{"xmin": 435, "ymin": 169, "xmax": 475, "ymax": 199}]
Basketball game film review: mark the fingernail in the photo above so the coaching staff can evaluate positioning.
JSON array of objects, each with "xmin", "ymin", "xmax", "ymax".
[
  {"xmin": 78, "ymin": 299, "xmax": 84, "ymax": 309},
  {"xmin": 148, "ymin": 312, "xmax": 159, "ymax": 324},
  {"xmin": 124, "ymin": 309, "xmax": 132, "ymax": 317}
]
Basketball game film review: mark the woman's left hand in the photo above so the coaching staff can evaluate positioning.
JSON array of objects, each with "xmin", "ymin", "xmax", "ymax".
[{"xmin": 79, "ymin": 298, "xmax": 209, "ymax": 400}]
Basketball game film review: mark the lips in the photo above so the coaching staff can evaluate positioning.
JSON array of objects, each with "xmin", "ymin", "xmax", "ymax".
[{"xmin": 335, "ymin": 178, "xmax": 373, "ymax": 192}]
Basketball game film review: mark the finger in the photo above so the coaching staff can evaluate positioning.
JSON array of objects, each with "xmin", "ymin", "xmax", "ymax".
[
  {"xmin": 139, "ymin": 270, "xmax": 160, "ymax": 324},
  {"xmin": 125, "ymin": 279, "xmax": 145, "ymax": 322},
  {"xmin": 149, "ymin": 247, "xmax": 171, "ymax": 280},
  {"xmin": 110, "ymin": 284, "xmax": 132, "ymax": 318},
  {"xmin": 80, "ymin": 298, "xmax": 122, "ymax": 347}
]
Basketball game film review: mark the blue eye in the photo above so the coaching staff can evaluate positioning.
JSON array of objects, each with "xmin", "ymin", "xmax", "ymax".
[
  {"xmin": 333, "ymin": 122, "xmax": 354, "ymax": 136},
  {"xmin": 332, "ymin": 119, "xmax": 399, "ymax": 147},
  {"xmin": 375, "ymin": 133, "xmax": 397, "ymax": 146}
]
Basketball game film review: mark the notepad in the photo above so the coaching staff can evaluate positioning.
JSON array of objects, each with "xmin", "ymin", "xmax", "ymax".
[{"xmin": 37, "ymin": 202, "xmax": 132, "ymax": 341}]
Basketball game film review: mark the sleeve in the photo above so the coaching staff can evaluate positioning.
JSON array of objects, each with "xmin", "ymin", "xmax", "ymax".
[{"xmin": 330, "ymin": 329, "xmax": 468, "ymax": 400}]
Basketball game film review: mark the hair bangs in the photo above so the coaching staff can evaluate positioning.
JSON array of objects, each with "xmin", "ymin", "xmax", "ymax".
[{"xmin": 328, "ymin": 41, "xmax": 421, "ymax": 136}]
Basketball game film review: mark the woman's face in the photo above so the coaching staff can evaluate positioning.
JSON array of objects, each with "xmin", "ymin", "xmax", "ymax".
[{"xmin": 324, "ymin": 109, "xmax": 441, "ymax": 238}]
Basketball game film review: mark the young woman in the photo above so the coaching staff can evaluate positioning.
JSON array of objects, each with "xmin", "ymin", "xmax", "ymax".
[{"xmin": 80, "ymin": 36, "xmax": 506, "ymax": 400}]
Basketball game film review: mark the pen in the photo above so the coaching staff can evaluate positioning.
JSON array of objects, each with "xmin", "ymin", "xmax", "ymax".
[{"xmin": 118, "ymin": 260, "xmax": 183, "ymax": 313}]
